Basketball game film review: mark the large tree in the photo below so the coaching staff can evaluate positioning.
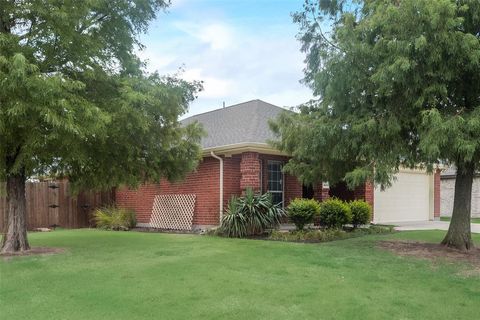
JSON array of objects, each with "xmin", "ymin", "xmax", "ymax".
[
  {"xmin": 0, "ymin": 0, "xmax": 203, "ymax": 253},
  {"xmin": 271, "ymin": 0, "xmax": 480, "ymax": 250}
]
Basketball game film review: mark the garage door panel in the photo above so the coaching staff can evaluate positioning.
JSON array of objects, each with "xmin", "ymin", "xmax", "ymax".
[{"xmin": 374, "ymin": 172, "xmax": 430, "ymax": 223}]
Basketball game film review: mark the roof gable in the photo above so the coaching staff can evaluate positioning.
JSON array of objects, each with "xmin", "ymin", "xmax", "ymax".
[{"xmin": 182, "ymin": 99, "xmax": 288, "ymax": 150}]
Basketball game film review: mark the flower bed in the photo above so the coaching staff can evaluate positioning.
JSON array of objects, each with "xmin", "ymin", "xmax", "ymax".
[{"xmin": 268, "ymin": 225, "xmax": 394, "ymax": 243}]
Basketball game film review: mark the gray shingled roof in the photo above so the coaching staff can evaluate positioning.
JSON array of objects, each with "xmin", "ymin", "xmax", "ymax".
[{"xmin": 181, "ymin": 99, "xmax": 288, "ymax": 149}]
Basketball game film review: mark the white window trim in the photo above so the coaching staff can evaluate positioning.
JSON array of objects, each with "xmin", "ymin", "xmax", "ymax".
[{"xmin": 267, "ymin": 160, "xmax": 285, "ymax": 207}]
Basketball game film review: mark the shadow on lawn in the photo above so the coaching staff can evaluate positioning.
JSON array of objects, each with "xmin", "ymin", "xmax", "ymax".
[
  {"xmin": 379, "ymin": 240, "xmax": 480, "ymax": 277},
  {"xmin": 1, "ymin": 247, "xmax": 66, "ymax": 260}
]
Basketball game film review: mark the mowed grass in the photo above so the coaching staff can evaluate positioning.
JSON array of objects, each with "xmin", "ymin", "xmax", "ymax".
[
  {"xmin": 440, "ymin": 216, "xmax": 480, "ymax": 224},
  {"xmin": 1, "ymin": 230, "xmax": 479, "ymax": 320}
]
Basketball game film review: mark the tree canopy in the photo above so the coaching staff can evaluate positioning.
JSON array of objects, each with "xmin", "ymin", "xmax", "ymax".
[
  {"xmin": 0, "ymin": 0, "xmax": 203, "ymax": 191},
  {"xmin": 271, "ymin": 0, "xmax": 480, "ymax": 250},
  {"xmin": 0, "ymin": 0, "xmax": 203, "ymax": 252}
]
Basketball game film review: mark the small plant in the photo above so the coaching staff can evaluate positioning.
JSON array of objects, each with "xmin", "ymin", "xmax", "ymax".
[
  {"xmin": 318, "ymin": 198, "xmax": 352, "ymax": 229},
  {"xmin": 93, "ymin": 207, "xmax": 136, "ymax": 231},
  {"xmin": 269, "ymin": 229, "xmax": 348, "ymax": 242},
  {"xmin": 221, "ymin": 196, "xmax": 247, "ymax": 237},
  {"xmin": 287, "ymin": 198, "xmax": 321, "ymax": 230},
  {"xmin": 349, "ymin": 200, "xmax": 372, "ymax": 228},
  {"xmin": 269, "ymin": 225, "xmax": 394, "ymax": 243},
  {"xmin": 368, "ymin": 224, "xmax": 394, "ymax": 234},
  {"xmin": 220, "ymin": 188, "xmax": 285, "ymax": 238}
]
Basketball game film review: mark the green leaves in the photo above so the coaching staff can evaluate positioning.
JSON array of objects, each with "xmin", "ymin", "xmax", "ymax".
[
  {"xmin": 220, "ymin": 189, "xmax": 285, "ymax": 238},
  {"xmin": 271, "ymin": 0, "xmax": 480, "ymax": 188},
  {"xmin": 1, "ymin": 1, "xmax": 203, "ymax": 193},
  {"xmin": 287, "ymin": 198, "xmax": 321, "ymax": 231},
  {"xmin": 420, "ymin": 108, "xmax": 480, "ymax": 164}
]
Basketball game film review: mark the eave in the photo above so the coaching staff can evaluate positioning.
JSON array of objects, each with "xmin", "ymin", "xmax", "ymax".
[{"xmin": 202, "ymin": 142, "xmax": 288, "ymax": 157}]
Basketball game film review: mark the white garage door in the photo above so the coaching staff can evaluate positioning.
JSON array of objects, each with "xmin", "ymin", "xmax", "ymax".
[{"xmin": 374, "ymin": 171, "xmax": 432, "ymax": 223}]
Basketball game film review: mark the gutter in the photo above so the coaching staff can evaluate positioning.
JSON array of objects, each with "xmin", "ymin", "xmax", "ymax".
[
  {"xmin": 202, "ymin": 142, "xmax": 288, "ymax": 157},
  {"xmin": 210, "ymin": 151, "xmax": 224, "ymax": 226}
]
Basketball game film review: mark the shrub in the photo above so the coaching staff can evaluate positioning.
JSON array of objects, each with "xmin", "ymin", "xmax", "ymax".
[
  {"xmin": 349, "ymin": 200, "xmax": 372, "ymax": 228},
  {"xmin": 221, "ymin": 188, "xmax": 285, "ymax": 238},
  {"xmin": 287, "ymin": 198, "xmax": 320, "ymax": 230},
  {"xmin": 318, "ymin": 198, "xmax": 352, "ymax": 229},
  {"xmin": 93, "ymin": 207, "xmax": 136, "ymax": 231}
]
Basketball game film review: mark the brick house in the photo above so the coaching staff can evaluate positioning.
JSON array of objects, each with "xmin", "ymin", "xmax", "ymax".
[{"xmin": 116, "ymin": 100, "xmax": 440, "ymax": 230}]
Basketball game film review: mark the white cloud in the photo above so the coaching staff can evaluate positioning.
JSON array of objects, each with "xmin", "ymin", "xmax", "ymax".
[
  {"xmin": 173, "ymin": 22, "xmax": 235, "ymax": 50},
  {"xmin": 141, "ymin": 6, "xmax": 314, "ymax": 117},
  {"xmin": 181, "ymin": 68, "xmax": 233, "ymax": 98}
]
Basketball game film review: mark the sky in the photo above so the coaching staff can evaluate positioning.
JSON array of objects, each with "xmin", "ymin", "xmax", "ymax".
[{"xmin": 139, "ymin": 0, "xmax": 314, "ymax": 117}]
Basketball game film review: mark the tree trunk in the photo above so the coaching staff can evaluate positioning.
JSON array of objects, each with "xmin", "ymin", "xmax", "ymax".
[
  {"xmin": 441, "ymin": 162, "xmax": 475, "ymax": 251},
  {"xmin": 0, "ymin": 171, "xmax": 30, "ymax": 253}
]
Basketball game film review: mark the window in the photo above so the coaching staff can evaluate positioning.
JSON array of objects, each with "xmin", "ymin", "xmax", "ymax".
[{"xmin": 267, "ymin": 160, "xmax": 284, "ymax": 206}]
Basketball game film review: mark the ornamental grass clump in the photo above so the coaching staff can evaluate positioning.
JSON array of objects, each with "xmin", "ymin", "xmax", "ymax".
[
  {"xmin": 287, "ymin": 198, "xmax": 321, "ymax": 230},
  {"xmin": 221, "ymin": 188, "xmax": 285, "ymax": 238},
  {"xmin": 93, "ymin": 207, "xmax": 136, "ymax": 231}
]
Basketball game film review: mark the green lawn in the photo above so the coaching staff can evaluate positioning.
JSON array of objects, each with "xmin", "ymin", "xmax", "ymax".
[
  {"xmin": 440, "ymin": 216, "xmax": 480, "ymax": 224},
  {"xmin": 1, "ymin": 230, "xmax": 479, "ymax": 320}
]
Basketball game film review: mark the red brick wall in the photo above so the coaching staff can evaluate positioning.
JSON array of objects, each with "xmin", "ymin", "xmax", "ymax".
[
  {"xmin": 223, "ymin": 155, "xmax": 242, "ymax": 211},
  {"xmin": 116, "ymin": 152, "xmax": 325, "ymax": 228},
  {"xmin": 284, "ymin": 173, "xmax": 303, "ymax": 205},
  {"xmin": 116, "ymin": 184, "xmax": 161, "ymax": 224},
  {"xmin": 313, "ymin": 184, "xmax": 330, "ymax": 202},
  {"xmin": 117, "ymin": 156, "xmax": 230, "ymax": 227},
  {"xmin": 434, "ymin": 169, "xmax": 441, "ymax": 218},
  {"xmin": 159, "ymin": 156, "xmax": 221, "ymax": 226},
  {"xmin": 353, "ymin": 181, "xmax": 375, "ymax": 220},
  {"xmin": 240, "ymin": 152, "xmax": 261, "ymax": 191}
]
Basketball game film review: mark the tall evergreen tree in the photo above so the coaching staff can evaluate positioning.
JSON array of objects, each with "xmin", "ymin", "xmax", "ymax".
[
  {"xmin": 0, "ymin": 0, "xmax": 203, "ymax": 253},
  {"xmin": 271, "ymin": 0, "xmax": 480, "ymax": 250}
]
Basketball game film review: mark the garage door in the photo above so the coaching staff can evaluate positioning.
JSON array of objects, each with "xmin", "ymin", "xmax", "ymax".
[{"xmin": 374, "ymin": 171, "xmax": 432, "ymax": 223}]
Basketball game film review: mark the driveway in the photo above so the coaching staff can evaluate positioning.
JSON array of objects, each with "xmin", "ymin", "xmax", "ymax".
[{"xmin": 394, "ymin": 220, "xmax": 480, "ymax": 234}]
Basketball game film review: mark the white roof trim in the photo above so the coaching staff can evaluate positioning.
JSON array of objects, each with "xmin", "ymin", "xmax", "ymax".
[{"xmin": 202, "ymin": 142, "xmax": 288, "ymax": 157}]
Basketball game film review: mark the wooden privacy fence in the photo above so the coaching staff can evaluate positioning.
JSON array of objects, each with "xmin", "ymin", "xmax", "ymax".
[{"xmin": 0, "ymin": 181, "xmax": 114, "ymax": 230}]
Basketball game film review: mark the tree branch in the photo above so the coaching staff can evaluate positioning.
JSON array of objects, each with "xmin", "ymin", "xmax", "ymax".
[{"xmin": 78, "ymin": 13, "xmax": 109, "ymax": 34}]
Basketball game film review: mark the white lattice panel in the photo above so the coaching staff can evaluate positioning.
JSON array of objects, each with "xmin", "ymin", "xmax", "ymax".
[{"xmin": 149, "ymin": 194, "xmax": 196, "ymax": 230}]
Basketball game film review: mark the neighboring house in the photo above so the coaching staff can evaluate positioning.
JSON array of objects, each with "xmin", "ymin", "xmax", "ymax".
[
  {"xmin": 441, "ymin": 167, "xmax": 480, "ymax": 217},
  {"xmin": 116, "ymin": 100, "xmax": 440, "ymax": 230}
]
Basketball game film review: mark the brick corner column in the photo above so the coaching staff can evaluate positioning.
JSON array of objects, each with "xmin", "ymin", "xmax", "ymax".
[
  {"xmin": 314, "ymin": 182, "xmax": 330, "ymax": 202},
  {"xmin": 240, "ymin": 152, "xmax": 261, "ymax": 192},
  {"xmin": 354, "ymin": 181, "xmax": 375, "ymax": 221}
]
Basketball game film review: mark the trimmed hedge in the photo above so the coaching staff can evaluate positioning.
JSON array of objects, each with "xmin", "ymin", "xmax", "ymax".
[
  {"xmin": 318, "ymin": 198, "xmax": 352, "ymax": 228},
  {"xmin": 350, "ymin": 200, "xmax": 372, "ymax": 228},
  {"xmin": 287, "ymin": 198, "xmax": 321, "ymax": 230}
]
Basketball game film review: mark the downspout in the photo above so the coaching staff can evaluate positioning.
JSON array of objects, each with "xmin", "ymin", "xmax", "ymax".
[{"xmin": 210, "ymin": 151, "xmax": 224, "ymax": 226}]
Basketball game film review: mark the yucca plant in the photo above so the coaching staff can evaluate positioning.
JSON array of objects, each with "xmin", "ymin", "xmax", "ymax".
[
  {"xmin": 221, "ymin": 196, "xmax": 247, "ymax": 238},
  {"xmin": 221, "ymin": 188, "xmax": 284, "ymax": 237}
]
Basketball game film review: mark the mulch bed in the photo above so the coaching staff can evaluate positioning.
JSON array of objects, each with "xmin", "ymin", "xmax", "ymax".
[
  {"xmin": 1, "ymin": 247, "xmax": 65, "ymax": 260},
  {"xmin": 378, "ymin": 240, "xmax": 480, "ymax": 276}
]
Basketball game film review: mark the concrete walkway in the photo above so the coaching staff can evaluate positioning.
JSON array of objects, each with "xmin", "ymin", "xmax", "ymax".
[{"xmin": 394, "ymin": 220, "xmax": 480, "ymax": 233}]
